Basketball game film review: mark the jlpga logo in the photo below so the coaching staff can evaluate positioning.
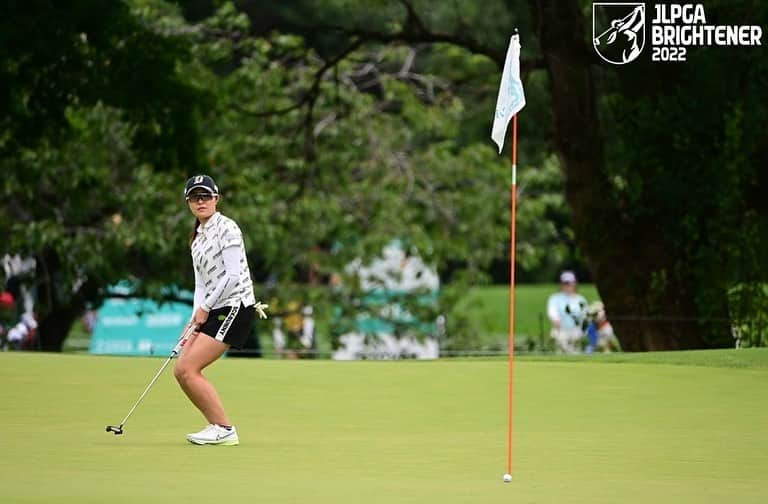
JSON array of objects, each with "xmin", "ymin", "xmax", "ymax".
[
  {"xmin": 593, "ymin": 3, "xmax": 763, "ymax": 64},
  {"xmin": 593, "ymin": 3, "xmax": 646, "ymax": 64}
]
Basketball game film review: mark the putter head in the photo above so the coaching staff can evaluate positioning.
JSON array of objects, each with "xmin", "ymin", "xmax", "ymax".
[{"xmin": 106, "ymin": 425, "xmax": 124, "ymax": 435}]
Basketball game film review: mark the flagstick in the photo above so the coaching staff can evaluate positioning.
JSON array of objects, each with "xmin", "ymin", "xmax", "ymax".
[
  {"xmin": 506, "ymin": 114, "xmax": 518, "ymax": 479},
  {"xmin": 492, "ymin": 32, "xmax": 524, "ymax": 483}
]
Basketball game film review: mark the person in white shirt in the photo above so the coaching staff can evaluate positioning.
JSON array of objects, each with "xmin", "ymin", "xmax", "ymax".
[
  {"xmin": 546, "ymin": 270, "xmax": 588, "ymax": 353},
  {"xmin": 174, "ymin": 174, "xmax": 268, "ymax": 446}
]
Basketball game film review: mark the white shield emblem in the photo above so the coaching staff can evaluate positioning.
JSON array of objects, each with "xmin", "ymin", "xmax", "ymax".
[
  {"xmin": 194, "ymin": 175, "xmax": 204, "ymax": 183},
  {"xmin": 593, "ymin": 3, "xmax": 646, "ymax": 65}
]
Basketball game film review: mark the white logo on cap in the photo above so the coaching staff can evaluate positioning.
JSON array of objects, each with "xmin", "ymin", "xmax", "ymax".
[{"xmin": 194, "ymin": 176, "xmax": 203, "ymax": 183}]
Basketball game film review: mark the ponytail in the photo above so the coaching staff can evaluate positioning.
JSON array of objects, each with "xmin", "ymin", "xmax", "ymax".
[{"xmin": 189, "ymin": 218, "xmax": 200, "ymax": 247}]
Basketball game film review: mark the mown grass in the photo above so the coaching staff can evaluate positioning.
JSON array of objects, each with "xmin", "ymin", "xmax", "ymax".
[
  {"xmin": 0, "ymin": 350, "xmax": 766, "ymax": 503},
  {"xmin": 517, "ymin": 347, "xmax": 768, "ymax": 368}
]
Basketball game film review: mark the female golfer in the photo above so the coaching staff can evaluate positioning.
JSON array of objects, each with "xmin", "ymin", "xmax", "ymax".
[{"xmin": 175, "ymin": 174, "xmax": 267, "ymax": 445}]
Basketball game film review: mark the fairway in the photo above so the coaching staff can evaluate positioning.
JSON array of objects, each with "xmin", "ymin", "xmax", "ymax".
[{"xmin": 1, "ymin": 351, "xmax": 767, "ymax": 503}]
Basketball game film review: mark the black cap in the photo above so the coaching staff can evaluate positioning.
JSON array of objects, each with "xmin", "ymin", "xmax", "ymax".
[{"xmin": 184, "ymin": 175, "xmax": 219, "ymax": 197}]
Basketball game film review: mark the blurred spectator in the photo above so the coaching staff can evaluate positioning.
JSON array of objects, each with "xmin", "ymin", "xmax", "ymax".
[
  {"xmin": 547, "ymin": 271, "xmax": 588, "ymax": 353},
  {"xmin": 585, "ymin": 301, "xmax": 621, "ymax": 353},
  {"xmin": 269, "ymin": 299, "xmax": 317, "ymax": 359},
  {"xmin": 82, "ymin": 308, "xmax": 98, "ymax": 334},
  {"xmin": 299, "ymin": 305, "xmax": 316, "ymax": 358},
  {"xmin": 283, "ymin": 300, "xmax": 303, "ymax": 359},
  {"xmin": 436, "ymin": 314, "xmax": 447, "ymax": 342},
  {"xmin": 272, "ymin": 317, "xmax": 286, "ymax": 358},
  {"xmin": 0, "ymin": 291, "xmax": 14, "ymax": 310},
  {"xmin": 7, "ymin": 312, "xmax": 38, "ymax": 350},
  {"xmin": 0, "ymin": 291, "xmax": 16, "ymax": 351}
]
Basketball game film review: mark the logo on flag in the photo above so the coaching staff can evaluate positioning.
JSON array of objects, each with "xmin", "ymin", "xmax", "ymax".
[{"xmin": 593, "ymin": 3, "xmax": 646, "ymax": 65}]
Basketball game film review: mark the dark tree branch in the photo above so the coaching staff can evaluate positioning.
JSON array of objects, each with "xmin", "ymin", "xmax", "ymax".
[
  {"xmin": 318, "ymin": 23, "xmax": 505, "ymax": 66},
  {"xmin": 233, "ymin": 101, "xmax": 305, "ymax": 118},
  {"xmin": 235, "ymin": 37, "xmax": 363, "ymax": 120},
  {"xmin": 290, "ymin": 3, "xmax": 545, "ymax": 74},
  {"xmin": 399, "ymin": 0, "xmax": 428, "ymax": 35},
  {"xmin": 302, "ymin": 37, "xmax": 364, "ymax": 161}
]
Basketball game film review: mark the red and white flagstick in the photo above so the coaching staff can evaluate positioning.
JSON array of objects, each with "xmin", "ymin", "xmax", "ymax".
[{"xmin": 505, "ymin": 114, "xmax": 519, "ymax": 483}]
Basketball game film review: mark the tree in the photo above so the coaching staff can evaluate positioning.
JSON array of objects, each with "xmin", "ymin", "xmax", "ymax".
[
  {"xmin": 8, "ymin": 0, "xmax": 764, "ymax": 352},
  {"xmin": 185, "ymin": 0, "xmax": 571, "ymax": 273},
  {"xmin": 232, "ymin": 0, "xmax": 768, "ymax": 350},
  {"xmin": 1, "ymin": 1, "xmax": 205, "ymax": 350},
  {"xmin": 186, "ymin": 4, "xmax": 518, "ymax": 346},
  {"xmin": 2, "ymin": 0, "xmax": 565, "ymax": 350},
  {"xmin": 530, "ymin": 0, "xmax": 768, "ymax": 349}
]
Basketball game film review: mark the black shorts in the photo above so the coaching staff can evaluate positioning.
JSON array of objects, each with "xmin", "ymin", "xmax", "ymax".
[{"xmin": 198, "ymin": 304, "xmax": 255, "ymax": 349}]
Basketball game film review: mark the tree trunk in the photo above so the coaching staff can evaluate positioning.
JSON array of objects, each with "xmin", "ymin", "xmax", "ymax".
[
  {"xmin": 35, "ymin": 248, "xmax": 97, "ymax": 352},
  {"xmin": 38, "ymin": 307, "xmax": 80, "ymax": 352},
  {"xmin": 528, "ymin": 0, "xmax": 710, "ymax": 350}
]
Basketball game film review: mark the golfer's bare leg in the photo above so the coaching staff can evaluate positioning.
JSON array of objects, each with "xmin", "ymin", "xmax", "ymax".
[{"xmin": 174, "ymin": 332, "xmax": 231, "ymax": 425}]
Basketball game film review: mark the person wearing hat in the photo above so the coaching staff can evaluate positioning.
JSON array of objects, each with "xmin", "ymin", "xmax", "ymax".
[
  {"xmin": 175, "ymin": 174, "xmax": 268, "ymax": 445},
  {"xmin": 546, "ymin": 270, "xmax": 588, "ymax": 353}
]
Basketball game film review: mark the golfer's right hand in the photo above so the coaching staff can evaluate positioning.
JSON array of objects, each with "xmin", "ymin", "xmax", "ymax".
[{"xmin": 193, "ymin": 307, "xmax": 209, "ymax": 328}]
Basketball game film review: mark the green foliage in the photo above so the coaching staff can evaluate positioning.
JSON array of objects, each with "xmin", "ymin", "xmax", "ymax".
[
  {"xmin": 3, "ymin": 0, "xmax": 571, "ymax": 349},
  {"xmin": 2, "ymin": 104, "xmax": 189, "ymax": 304},
  {"xmin": 0, "ymin": 0, "xmax": 203, "ymax": 168},
  {"xmin": 178, "ymin": 2, "xmax": 573, "ymax": 346},
  {"xmin": 0, "ymin": 0, "xmax": 206, "ymax": 349},
  {"xmin": 728, "ymin": 284, "xmax": 768, "ymax": 348},
  {"xmin": 515, "ymin": 154, "xmax": 571, "ymax": 275},
  {"xmin": 23, "ymin": 0, "xmax": 768, "ymax": 354},
  {"xmin": 190, "ymin": 2, "xmax": 570, "ymax": 276},
  {"xmin": 600, "ymin": 0, "xmax": 768, "ymax": 346}
]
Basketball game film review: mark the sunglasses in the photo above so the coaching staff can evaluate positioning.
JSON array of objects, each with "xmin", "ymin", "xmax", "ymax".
[{"xmin": 186, "ymin": 193, "xmax": 216, "ymax": 203}]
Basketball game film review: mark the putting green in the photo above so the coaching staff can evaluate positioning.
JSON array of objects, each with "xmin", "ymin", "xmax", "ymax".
[{"xmin": 1, "ymin": 350, "xmax": 766, "ymax": 503}]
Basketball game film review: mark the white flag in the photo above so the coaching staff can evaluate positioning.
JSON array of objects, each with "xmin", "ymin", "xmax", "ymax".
[{"xmin": 491, "ymin": 34, "xmax": 526, "ymax": 154}]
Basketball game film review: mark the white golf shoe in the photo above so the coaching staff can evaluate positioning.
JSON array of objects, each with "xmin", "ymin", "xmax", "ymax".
[{"xmin": 186, "ymin": 424, "xmax": 239, "ymax": 446}]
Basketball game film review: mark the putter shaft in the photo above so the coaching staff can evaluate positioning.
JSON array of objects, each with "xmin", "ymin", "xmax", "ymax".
[{"xmin": 106, "ymin": 323, "xmax": 196, "ymax": 434}]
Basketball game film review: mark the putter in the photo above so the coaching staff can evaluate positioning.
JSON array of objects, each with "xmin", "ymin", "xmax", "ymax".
[{"xmin": 106, "ymin": 321, "xmax": 197, "ymax": 435}]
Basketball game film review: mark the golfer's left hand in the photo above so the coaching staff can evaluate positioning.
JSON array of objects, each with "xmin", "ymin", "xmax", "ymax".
[{"xmin": 254, "ymin": 301, "xmax": 269, "ymax": 319}]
